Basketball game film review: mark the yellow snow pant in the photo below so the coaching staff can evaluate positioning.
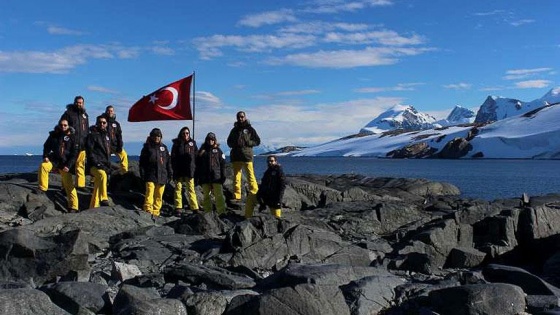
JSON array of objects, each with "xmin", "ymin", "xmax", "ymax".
[
  {"xmin": 174, "ymin": 177, "xmax": 199, "ymax": 210},
  {"xmin": 202, "ymin": 183, "xmax": 226, "ymax": 214},
  {"xmin": 144, "ymin": 182, "xmax": 165, "ymax": 216}
]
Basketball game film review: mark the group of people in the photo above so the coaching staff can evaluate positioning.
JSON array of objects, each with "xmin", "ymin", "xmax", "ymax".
[
  {"xmin": 38, "ymin": 98, "xmax": 286, "ymax": 219},
  {"xmin": 38, "ymin": 96, "xmax": 128, "ymax": 211}
]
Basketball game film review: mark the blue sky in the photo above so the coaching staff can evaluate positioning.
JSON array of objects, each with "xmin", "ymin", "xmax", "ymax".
[{"xmin": 0, "ymin": 0, "xmax": 558, "ymax": 155}]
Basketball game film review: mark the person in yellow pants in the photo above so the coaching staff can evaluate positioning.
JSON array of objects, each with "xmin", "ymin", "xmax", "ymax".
[
  {"xmin": 37, "ymin": 118, "xmax": 79, "ymax": 212},
  {"xmin": 171, "ymin": 126, "xmax": 199, "ymax": 216},
  {"xmin": 86, "ymin": 115, "xmax": 112, "ymax": 208},
  {"xmin": 140, "ymin": 128, "xmax": 172, "ymax": 217},
  {"xmin": 196, "ymin": 133, "xmax": 226, "ymax": 214},
  {"xmin": 103, "ymin": 105, "xmax": 128, "ymax": 174},
  {"xmin": 226, "ymin": 111, "xmax": 261, "ymax": 217},
  {"xmin": 256, "ymin": 155, "xmax": 286, "ymax": 219},
  {"xmin": 60, "ymin": 96, "xmax": 89, "ymax": 188}
]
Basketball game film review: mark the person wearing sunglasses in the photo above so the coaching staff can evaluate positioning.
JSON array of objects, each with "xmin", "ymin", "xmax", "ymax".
[
  {"xmin": 85, "ymin": 115, "xmax": 112, "ymax": 208},
  {"xmin": 37, "ymin": 118, "xmax": 79, "ymax": 212},
  {"xmin": 171, "ymin": 126, "xmax": 199, "ymax": 216},
  {"xmin": 256, "ymin": 155, "xmax": 286, "ymax": 218},
  {"xmin": 60, "ymin": 96, "xmax": 89, "ymax": 189},
  {"xmin": 226, "ymin": 111, "xmax": 261, "ymax": 217}
]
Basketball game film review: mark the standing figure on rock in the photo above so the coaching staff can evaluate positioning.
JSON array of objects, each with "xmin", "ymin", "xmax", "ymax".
[
  {"xmin": 37, "ymin": 118, "xmax": 79, "ymax": 212},
  {"xmin": 139, "ymin": 128, "xmax": 172, "ymax": 217},
  {"xmin": 257, "ymin": 155, "xmax": 286, "ymax": 219},
  {"xmin": 171, "ymin": 126, "xmax": 199, "ymax": 216},
  {"xmin": 86, "ymin": 115, "xmax": 112, "ymax": 208},
  {"xmin": 60, "ymin": 95, "xmax": 89, "ymax": 189},
  {"xmin": 102, "ymin": 105, "xmax": 128, "ymax": 175},
  {"xmin": 196, "ymin": 132, "xmax": 226, "ymax": 215},
  {"xmin": 227, "ymin": 111, "xmax": 261, "ymax": 217}
]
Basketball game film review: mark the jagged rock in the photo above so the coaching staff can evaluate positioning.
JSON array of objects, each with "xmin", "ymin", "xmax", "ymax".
[
  {"xmin": 41, "ymin": 281, "xmax": 110, "ymax": 314},
  {"xmin": 341, "ymin": 274, "xmax": 406, "ymax": 315},
  {"xmin": 164, "ymin": 263, "xmax": 256, "ymax": 290},
  {"xmin": 437, "ymin": 137, "xmax": 472, "ymax": 158},
  {"xmin": 0, "ymin": 288, "xmax": 70, "ymax": 315},
  {"xmin": 483, "ymin": 264, "xmax": 560, "ymax": 296},
  {"xmin": 429, "ymin": 283, "xmax": 526, "ymax": 315},
  {"xmin": 226, "ymin": 283, "xmax": 350, "ymax": 315},
  {"xmin": 446, "ymin": 247, "xmax": 486, "ymax": 268},
  {"xmin": 386, "ymin": 142, "xmax": 437, "ymax": 158}
]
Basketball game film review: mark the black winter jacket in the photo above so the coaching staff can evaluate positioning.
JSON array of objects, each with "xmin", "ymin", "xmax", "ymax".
[
  {"xmin": 139, "ymin": 139, "xmax": 172, "ymax": 185},
  {"xmin": 42, "ymin": 125, "xmax": 78, "ymax": 171},
  {"xmin": 103, "ymin": 114, "xmax": 123, "ymax": 153},
  {"xmin": 227, "ymin": 121, "xmax": 260, "ymax": 162},
  {"xmin": 257, "ymin": 164, "xmax": 286, "ymax": 207},
  {"xmin": 86, "ymin": 126, "xmax": 111, "ymax": 173},
  {"xmin": 171, "ymin": 138, "xmax": 197, "ymax": 179},
  {"xmin": 195, "ymin": 143, "xmax": 226, "ymax": 185},
  {"xmin": 60, "ymin": 104, "xmax": 89, "ymax": 151}
]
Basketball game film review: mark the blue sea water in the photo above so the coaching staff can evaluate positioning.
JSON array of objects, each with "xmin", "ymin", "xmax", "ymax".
[{"xmin": 1, "ymin": 155, "xmax": 559, "ymax": 201}]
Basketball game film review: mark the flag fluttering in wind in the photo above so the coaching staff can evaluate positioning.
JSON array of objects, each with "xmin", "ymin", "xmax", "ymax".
[{"xmin": 128, "ymin": 75, "xmax": 193, "ymax": 122}]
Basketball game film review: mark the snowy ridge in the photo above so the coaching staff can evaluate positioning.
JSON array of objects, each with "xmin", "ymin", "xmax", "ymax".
[
  {"xmin": 359, "ymin": 104, "xmax": 437, "ymax": 135},
  {"xmin": 291, "ymin": 97, "xmax": 560, "ymax": 159}
]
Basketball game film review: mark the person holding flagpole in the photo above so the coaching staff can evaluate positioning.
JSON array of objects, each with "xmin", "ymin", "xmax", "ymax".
[
  {"xmin": 139, "ymin": 128, "xmax": 173, "ymax": 217},
  {"xmin": 171, "ymin": 126, "xmax": 199, "ymax": 216},
  {"xmin": 227, "ymin": 111, "xmax": 261, "ymax": 218}
]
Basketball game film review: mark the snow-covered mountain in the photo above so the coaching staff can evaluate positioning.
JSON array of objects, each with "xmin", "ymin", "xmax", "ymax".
[
  {"xmin": 359, "ymin": 104, "xmax": 437, "ymax": 134},
  {"xmin": 474, "ymin": 87, "xmax": 560, "ymax": 123},
  {"xmin": 289, "ymin": 88, "xmax": 560, "ymax": 159},
  {"xmin": 436, "ymin": 105, "xmax": 475, "ymax": 127}
]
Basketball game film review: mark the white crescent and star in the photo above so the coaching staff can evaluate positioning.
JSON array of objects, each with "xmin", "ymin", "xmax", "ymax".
[{"xmin": 157, "ymin": 87, "xmax": 178, "ymax": 110}]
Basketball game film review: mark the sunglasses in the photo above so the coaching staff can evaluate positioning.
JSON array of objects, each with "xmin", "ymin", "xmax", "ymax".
[
  {"xmin": 59, "ymin": 124, "xmax": 68, "ymax": 127},
  {"xmin": 267, "ymin": 159, "xmax": 276, "ymax": 163},
  {"xmin": 99, "ymin": 121, "xmax": 107, "ymax": 125},
  {"xmin": 182, "ymin": 131, "xmax": 190, "ymax": 134}
]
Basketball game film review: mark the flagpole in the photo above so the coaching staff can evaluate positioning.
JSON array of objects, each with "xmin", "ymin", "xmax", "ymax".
[{"xmin": 192, "ymin": 71, "xmax": 196, "ymax": 140}]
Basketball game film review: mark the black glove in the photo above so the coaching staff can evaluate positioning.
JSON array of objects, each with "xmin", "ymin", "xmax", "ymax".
[
  {"xmin": 220, "ymin": 177, "xmax": 226, "ymax": 184},
  {"xmin": 258, "ymin": 204, "xmax": 267, "ymax": 212}
]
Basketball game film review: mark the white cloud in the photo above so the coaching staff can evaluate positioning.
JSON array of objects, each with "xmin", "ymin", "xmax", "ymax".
[
  {"xmin": 0, "ymin": 44, "xmax": 138, "ymax": 73},
  {"xmin": 238, "ymin": 9, "xmax": 297, "ymax": 28},
  {"xmin": 515, "ymin": 80, "xmax": 551, "ymax": 89},
  {"xmin": 323, "ymin": 30, "xmax": 425, "ymax": 46},
  {"xmin": 503, "ymin": 67, "xmax": 553, "ymax": 80},
  {"xmin": 266, "ymin": 46, "xmax": 432, "ymax": 68},
  {"xmin": 47, "ymin": 26, "xmax": 85, "ymax": 35},
  {"xmin": 443, "ymin": 83, "xmax": 472, "ymax": 90},
  {"xmin": 193, "ymin": 33, "xmax": 317, "ymax": 59},
  {"xmin": 355, "ymin": 82, "xmax": 423, "ymax": 93},
  {"xmin": 87, "ymin": 85, "xmax": 119, "ymax": 94},
  {"xmin": 303, "ymin": 0, "xmax": 393, "ymax": 14},
  {"xmin": 509, "ymin": 19, "xmax": 534, "ymax": 26}
]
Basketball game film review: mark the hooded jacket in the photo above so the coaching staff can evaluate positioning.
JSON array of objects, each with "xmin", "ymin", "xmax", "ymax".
[
  {"xmin": 139, "ymin": 138, "xmax": 172, "ymax": 185},
  {"xmin": 195, "ymin": 142, "xmax": 226, "ymax": 185},
  {"xmin": 61, "ymin": 104, "xmax": 89, "ymax": 151},
  {"xmin": 257, "ymin": 163, "xmax": 286, "ymax": 207},
  {"xmin": 171, "ymin": 137, "xmax": 197, "ymax": 179},
  {"xmin": 102, "ymin": 113, "xmax": 123, "ymax": 153},
  {"xmin": 227, "ymin": 120, "xmax": 260, "ymax": 162},
  {"xmin": 42, "ymin": 125, "xmax": 77, "ymax": 171},
  {"xmin": 86, "ymin": 125, "xmax": 111, "ymax": 172}
]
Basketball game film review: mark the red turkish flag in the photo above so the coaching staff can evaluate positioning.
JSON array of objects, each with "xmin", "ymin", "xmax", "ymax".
[{"xmin": 128, "ymin": 75, "xmax": 193, "ymax": 122}]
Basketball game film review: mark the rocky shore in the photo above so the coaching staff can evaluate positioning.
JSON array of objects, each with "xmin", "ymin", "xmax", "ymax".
[{"xmin": 1, "ymin": 161, "xmax": 560, "ymax": 314}]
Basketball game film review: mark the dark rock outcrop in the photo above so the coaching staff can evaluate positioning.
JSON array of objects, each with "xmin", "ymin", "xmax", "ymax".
[{"xmin": 1, "ymin": 164, "xmax": 560, "ymax": 314}]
